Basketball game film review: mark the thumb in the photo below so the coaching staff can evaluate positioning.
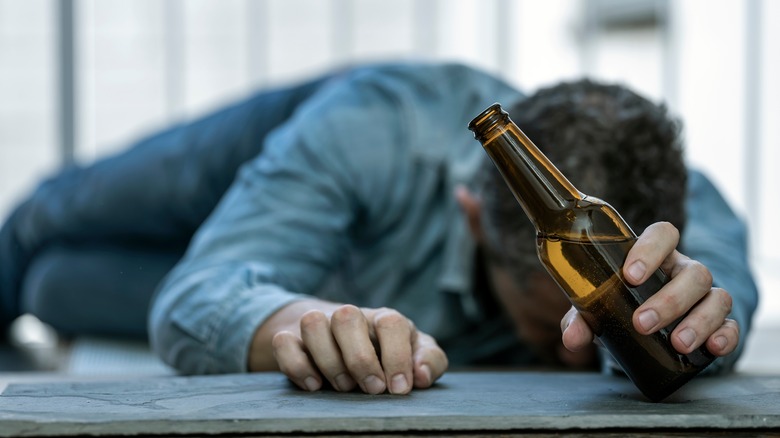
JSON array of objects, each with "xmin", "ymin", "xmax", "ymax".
[{"xmin": 561, "ymin": 306, "xmax": 594, "ymax": 352}]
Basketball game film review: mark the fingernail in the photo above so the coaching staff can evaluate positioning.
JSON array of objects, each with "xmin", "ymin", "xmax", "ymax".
[
  {"xmin": 627, "ymin": 261, "xmax": 646, "ymax": 282},
  {"xmin": 362, "ymin": 375, "xmax": 386, "ymax": 394},
  {"xmin": 714, "ymin": 335, "xmax": 727, "ymax": 350},
  {"xmin": 335, "ymin": 373, "xmax": 354, "ymax": 392},
  {"xmin": 563, "ymin": 312, "xmax": 576, "ymax": 332},
  {"xmin": 390, "ymin": 373, "xmax": 409, "ymax": 394},
  {"xmin": 678, "ymin": 328, "xmax": 696, "ymax": 348},
  {"xmin": 637, "ymin": 309, "xmax": 659, "ymax": 332},
  {"xmin": 419, "ymin": 364, "xmax": 432, "ymax": 385},
  {"xmin": 304, "ymin": 376, "xmax": 320, "ymax": 392}
]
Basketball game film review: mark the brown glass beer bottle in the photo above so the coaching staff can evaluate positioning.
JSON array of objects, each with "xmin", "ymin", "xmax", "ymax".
[{"xmin": 468, "ymin": 103, "xmax": 714, "ymax": 402}]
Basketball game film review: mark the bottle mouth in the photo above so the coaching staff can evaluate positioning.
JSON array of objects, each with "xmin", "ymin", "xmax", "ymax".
[{"xmin": 468, "ymin": 103, "xmax": 509, "ymax": 142}]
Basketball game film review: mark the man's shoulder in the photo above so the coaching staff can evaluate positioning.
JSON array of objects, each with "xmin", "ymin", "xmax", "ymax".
[
  {"xmin": 340, "ymin": 61, "xmax": 515, "ymax": 95},
  {"xmin": 290, "ymin": 61, "xmax": 517, "ymax": 140},
  {"xmin": 317, "ymin": 61, "xmax": 521, "ymax": 131},
  {"xmin": 312, "ymin": 62, "xmax": 513, "ymax": 104},
  {"xmin": 338, "ymin": 60, "xmax": 484, "ymax": 77}
]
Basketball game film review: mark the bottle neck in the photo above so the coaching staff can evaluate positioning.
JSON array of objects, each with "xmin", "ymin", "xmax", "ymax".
[{"xmin": 469, "ymin": 104, "xmax": 584, "ymax": 230}]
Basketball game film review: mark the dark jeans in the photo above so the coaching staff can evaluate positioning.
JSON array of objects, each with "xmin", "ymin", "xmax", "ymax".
[{"xmin": 0, "ymin": 75, "xmax": 329, "ymax": 338}]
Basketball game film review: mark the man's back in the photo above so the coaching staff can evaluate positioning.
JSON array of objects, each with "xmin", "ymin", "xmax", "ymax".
[{"xmin": 149, "ymin": 62, "xmax": 524, "ymax": 373}]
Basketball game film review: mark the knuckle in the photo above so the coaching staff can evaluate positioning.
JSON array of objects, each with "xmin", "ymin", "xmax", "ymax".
[
  {"xmin": 271, "ymin": 330, "xmax": 295, "ymax": 350},
  {"xmin": 331, "ymin": 304, "xmax": 361, "ymax": 326},
  {"xmin": 429, "ymin": 349, "xmax": 449, "ymax": 371},
  {"xmin": 714, "ymin": 288, "xmax": 733, "ymax": 314},
  {"xmin": 348, "ymin": 351, "xmax": 378, "ymax": 371},
  {"xmin": 669, "ymin": 224, "xmax": 681, "ymax": 242},
  {"xmin": 300, "ymin": 310, "xmax": 327, "ymax": 332},
  {"xmin": 657, "ymin": 221, "xmax": 680, "ymax": 240},
  {"xmin": 656, "ymin": 292, "xmax": 683, "ymax": 314},
  {"xmin": 272, "ymin": 343, "xmax": 308, "ymax": 377},
  {"xmin": 418, "ymin": 341, "xmax": 447, "ymax": 364},
  {"xmin": 687, "ymin": 311, "xmax": 710, "ymax": 329},
  {"xmin": 689, "ymin": 261, "xmax": 713, "ymax": 288},
  {"xmin": 374, "ymin": 311, "xmax": 407, "ymax": 331},
  {"xmin": 371, "ymin": 307, "xmax": 397, "ymax": 321},
  {"xmin": 648, "ymin": 221, "xmax": 679, "ymax": 241}
]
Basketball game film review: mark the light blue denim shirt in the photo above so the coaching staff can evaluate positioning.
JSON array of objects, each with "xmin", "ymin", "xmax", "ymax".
[{"xmin": 148, "ymin": 63, "xmax": 758, "ymax": 375}]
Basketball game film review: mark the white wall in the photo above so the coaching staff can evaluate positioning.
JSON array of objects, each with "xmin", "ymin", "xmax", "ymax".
[
  {"xmin": 672, "ymin": 0, "xmax": 779, "ymax": 328},
  {"xmin": 754, "ymin": 0, "xmax": 780, "ymax": 328},
  {"xmin": 0, "ymin": 0, "xmax": 58, "ymax": 214}
]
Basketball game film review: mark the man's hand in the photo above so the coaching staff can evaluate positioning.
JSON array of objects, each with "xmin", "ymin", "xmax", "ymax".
[
  {"xmin": 561, "ymin": 221, "xmax": 740, "ymax": 357},
  {"xmin": 249, "ymin": 300, "xmax": 448, "ymax": 394}
]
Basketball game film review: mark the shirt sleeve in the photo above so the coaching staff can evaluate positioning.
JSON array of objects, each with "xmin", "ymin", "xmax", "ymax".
[
  {"xmin": 679, "ymin": 169, "xmax": 759, "ymax": 374},
  {"xmin": 147, "ymin": 84, "xmax": 402, "ymax": 374}
]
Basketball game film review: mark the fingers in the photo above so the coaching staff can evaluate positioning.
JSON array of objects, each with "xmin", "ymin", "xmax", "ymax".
[
  {"xmin": 705, "ymin": 318, "xmax": 740, "ymax": 356},
  {"xmin": 274, "ymin": 304, "xmax": 448, "ymax": 395},
  {"xmin": 669, "ymin": 287, "xmax": 736, "ymax": 355},
  {"xmin": 411, "ymin": 332, "xmax": 448, "ymax": 389},
  {"xmin": 557, "ymin": 307, "xmax": 599, "ymax": 368},
  {"xmin": 638, "ymin": 285, "xmax": 738, "ymax": 356},
  {"xmin": 634, "ymin": 259, "xmax": 713, "ymax": 335},
  {"xmin": 623, "ymin": 222, "xmax": 680, "ymax": 285},
  {"xmin": 330, "ymin": 305, "xmax": 388, "ymax": 394},
  {"xmin": 300, "ymin": 310, "xmax": 356, "ymax": 392},
  {"xmin": 624, "ymin": 222, "xmax": 739, "ymax": 356},
  {"xmin": 372, "ymin": 308, "xmax": 414, "ymax": 394},
  {"xmin": 560, "ymin": 306, "xmax": 593, "ymax": 352},
  {"xmin": 272, "ymin": 330, "xmax": 323, "ymax": 392}
]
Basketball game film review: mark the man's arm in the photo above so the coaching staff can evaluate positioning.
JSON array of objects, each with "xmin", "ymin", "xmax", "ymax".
[{"xmin": 148, "ymin": 78, "xmax": 448, "ymax": 393}]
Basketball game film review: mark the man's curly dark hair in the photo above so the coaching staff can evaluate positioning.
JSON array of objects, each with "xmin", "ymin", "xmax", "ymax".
[{"xmin": 477, "ymin": 79, "xmax": 687, "ymax": 279}]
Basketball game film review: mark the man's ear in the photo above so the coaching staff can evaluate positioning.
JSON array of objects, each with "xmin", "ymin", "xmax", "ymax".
[{"xmin": 454, "ymin": 184, "xmax": 486, "ymax": 245}]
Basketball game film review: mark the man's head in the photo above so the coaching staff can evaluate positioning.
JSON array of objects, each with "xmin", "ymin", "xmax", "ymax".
[
  {"xmin": 477, "ymin": 79, "xmax": 687, "ymax": 280},
  {"xmin": 469, "ymin": 79, "xmax": 687, "ymax": 366}
]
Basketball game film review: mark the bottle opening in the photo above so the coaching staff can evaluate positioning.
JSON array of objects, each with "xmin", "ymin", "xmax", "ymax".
[{"xmin": 468, "ymin": 103, "xmax": 509, "ymax": 143}]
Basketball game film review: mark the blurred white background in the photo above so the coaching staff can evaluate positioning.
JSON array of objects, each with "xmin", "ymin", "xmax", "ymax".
[{"xmin": 0, "ymin": 0, "xmax": 777, "ymax": 367}]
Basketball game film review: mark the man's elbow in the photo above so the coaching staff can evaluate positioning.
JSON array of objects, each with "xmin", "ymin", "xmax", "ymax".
[{"xmin": 148, "ymin": 306, "xmax": 219, "ymax": 375}]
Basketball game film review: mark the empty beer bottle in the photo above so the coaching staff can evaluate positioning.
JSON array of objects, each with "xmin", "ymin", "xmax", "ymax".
[{"xmin": 468, "ymin": 103, "xmax": 714, "ymax": 402}]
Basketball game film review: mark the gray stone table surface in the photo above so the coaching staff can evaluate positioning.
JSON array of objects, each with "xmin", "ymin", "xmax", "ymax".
[{"xmin": 0, "ymin": 371, "xmax": 779, "ymax": 436}]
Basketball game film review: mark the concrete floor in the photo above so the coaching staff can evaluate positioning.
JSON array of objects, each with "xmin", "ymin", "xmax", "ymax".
[{"xmin": 2, "ymin": 371, "xmax": 780, "ymax": 436}]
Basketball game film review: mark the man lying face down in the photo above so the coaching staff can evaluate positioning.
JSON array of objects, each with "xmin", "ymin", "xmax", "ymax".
[{"xmin": 0, "ymin": 63, "xmax": 756, "ymax": 394}]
